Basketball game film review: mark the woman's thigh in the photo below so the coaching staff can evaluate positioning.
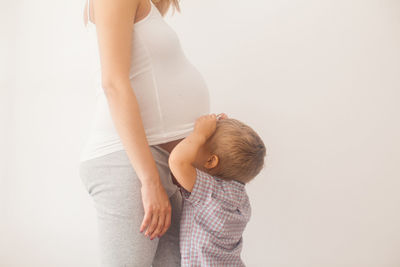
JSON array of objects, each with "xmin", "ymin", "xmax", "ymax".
[{"xmin": 79, "ymin": 146, "xmax": 181, "ymax": 267}]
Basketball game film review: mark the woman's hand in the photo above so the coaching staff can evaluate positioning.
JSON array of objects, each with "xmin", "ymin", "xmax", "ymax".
[{"xmin": 140, "ymin": 179, "xmax": 172, "ymax": 240}]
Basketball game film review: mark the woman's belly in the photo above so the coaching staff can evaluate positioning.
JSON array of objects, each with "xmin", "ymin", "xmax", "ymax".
[
  {"xmin": 92, "ymin": 66, "xmax": 209, "ymax": 138},
  {"xmin": 156, "ymin": 138, "xmax": 184, "ymax": 154},
  {"xmin": 81, "ymin": 60, "xmax": 210, "ymax": 162}
]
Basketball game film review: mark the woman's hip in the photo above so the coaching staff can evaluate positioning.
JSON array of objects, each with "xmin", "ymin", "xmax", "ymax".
[
  {"xmin": 78, "ymin": 146, "xmax": 182, "ymax": 266},
  {"xmin": 78, "ymin": 145, "xmax": 178, "ymax": 198}
]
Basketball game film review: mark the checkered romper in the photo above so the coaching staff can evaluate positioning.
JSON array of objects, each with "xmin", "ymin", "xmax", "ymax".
[{"xmin": 179, "ymin": 168, "xmax": 251, "ymax": 267}]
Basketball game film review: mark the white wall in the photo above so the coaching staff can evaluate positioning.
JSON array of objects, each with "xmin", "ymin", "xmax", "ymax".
[
  {"xmin": 1, "ymin": 0, "xmax": 400, "ymax": 266},
  {"xmin": 1, "ymin": 2, "xmax": 17, "ymax": 264}
]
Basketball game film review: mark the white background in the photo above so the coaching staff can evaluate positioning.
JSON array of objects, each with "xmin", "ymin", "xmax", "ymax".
[{"xmin": 1, "ymin": 0, "xmax": 399, "ymax": 266}]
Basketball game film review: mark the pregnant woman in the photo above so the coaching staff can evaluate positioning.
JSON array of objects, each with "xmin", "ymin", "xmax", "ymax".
[{"xmin": 78, "ymin": 0, "xmax": 211, "ymax": 266}]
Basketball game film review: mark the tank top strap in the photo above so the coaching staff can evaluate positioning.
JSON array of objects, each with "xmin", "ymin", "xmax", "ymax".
[{"xmin": 87, "ymin": 0, "xmax": 91, "ymax": 24}]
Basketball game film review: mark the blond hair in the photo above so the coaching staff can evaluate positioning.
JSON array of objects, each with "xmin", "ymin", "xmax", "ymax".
[
  {"xmin": 151, "ymin": 0, "xmax": 180, "ymax": 16},
  {"xmin": 205, "ymin": 118, "xmax": 267, "ymax": 184}
]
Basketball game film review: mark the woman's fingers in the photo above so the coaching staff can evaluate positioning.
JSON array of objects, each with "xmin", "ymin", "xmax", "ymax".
[
  {"xmin": 150, "ymin": 211, "xmax": 165, "ymax": 240},
  {"xmin": 145, "ymin": 210, "xmax": 159, "ymax": 237},
  {"xmin": 159, "ymin": 206, "xmax": 172, "ymax": 237},
  {"xmin": 140, "ymin": 209, "xmax": 152, "ymax": 233}
]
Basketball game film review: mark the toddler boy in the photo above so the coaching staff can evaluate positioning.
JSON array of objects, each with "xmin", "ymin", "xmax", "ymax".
[{"xmin": 169, "ymin": 113, "xmax": 266, "ymax": 266}]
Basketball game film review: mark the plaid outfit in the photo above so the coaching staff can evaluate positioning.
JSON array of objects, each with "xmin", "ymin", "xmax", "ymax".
[{"xmin": 179, "ymin": 168, "xmax": 251, "ymax": 267}]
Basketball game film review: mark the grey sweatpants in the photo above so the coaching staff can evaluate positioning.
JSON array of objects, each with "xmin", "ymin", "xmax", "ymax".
[{"xmin": 79, "ymin": 145, "xmax": 182, "ymax": 267}]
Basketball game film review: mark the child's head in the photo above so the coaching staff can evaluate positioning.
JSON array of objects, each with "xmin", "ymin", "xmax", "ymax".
[{"xmin": 199, "ymin": 118, "xmax": 266, "ymax": 184}]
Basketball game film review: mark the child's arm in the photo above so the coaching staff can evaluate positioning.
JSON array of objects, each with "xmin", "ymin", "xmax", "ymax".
[
  {"xmin": 168, "ymin": 114, "xmax": 218, "ymax": 192},
  {"xmin": 168, "ymin": 132, "xmax": 206, "ymax": 192}
]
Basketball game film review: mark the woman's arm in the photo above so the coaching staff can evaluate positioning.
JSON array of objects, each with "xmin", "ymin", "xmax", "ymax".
[{"xmin": 93, "ymin": 0, "xmax": 171, "ymax": 240}]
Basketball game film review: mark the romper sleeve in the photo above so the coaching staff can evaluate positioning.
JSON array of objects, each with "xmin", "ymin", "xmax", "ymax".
[{"xmin": 180, "ymin": 168, "xmax": 217, "ymax": 207}]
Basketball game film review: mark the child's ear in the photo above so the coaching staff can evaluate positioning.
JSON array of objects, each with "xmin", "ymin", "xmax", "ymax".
[{"xmin": 205, "ymin": 155, "xmax": 219, "ymax": 169}]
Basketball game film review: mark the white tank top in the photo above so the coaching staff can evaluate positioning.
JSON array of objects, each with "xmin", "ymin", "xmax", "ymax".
[{"xmin": 80, "ymin": 0, "xmax": 210, "ymax": 162}]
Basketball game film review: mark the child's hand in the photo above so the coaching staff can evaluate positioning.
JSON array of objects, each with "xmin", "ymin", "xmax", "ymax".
[
  {"xmin": 194, "ymin": 114, "xmax": 218, "ymax": 140},
  {"xmin": 216, "ymin": 113, "xmax": 228, "ymax": 120}
]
